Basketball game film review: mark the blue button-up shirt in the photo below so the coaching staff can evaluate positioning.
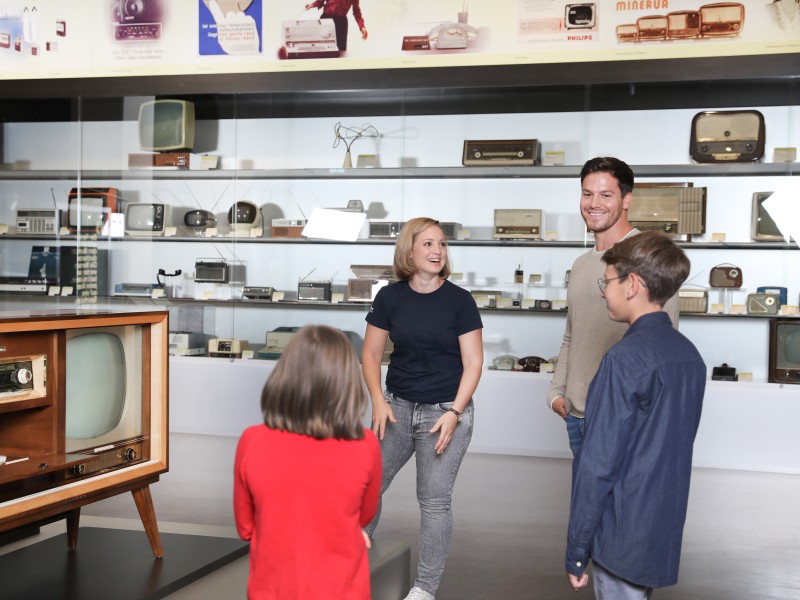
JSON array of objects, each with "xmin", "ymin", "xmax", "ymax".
[{"xmin": 565, "ymin": 311, "xmax": 706, "ymax": 588}]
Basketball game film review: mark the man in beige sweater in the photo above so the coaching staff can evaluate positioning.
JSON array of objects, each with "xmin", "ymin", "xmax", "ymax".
[{"xmin": 547, "ymin": 157, "xmax": 679, "ymax": 456}]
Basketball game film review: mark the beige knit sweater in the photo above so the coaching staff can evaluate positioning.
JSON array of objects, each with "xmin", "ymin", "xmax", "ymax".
[{"xmin": 547, "ymin": 243, "xmax": 679, "ymax": 418}]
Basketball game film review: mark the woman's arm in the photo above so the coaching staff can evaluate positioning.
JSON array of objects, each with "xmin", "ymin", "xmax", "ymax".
[{"xmin": 431, "ymin": 328, "xmax": 483, "ymax": 454}]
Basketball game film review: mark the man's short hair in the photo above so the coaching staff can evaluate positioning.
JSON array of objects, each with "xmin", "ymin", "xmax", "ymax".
[
  {"xmin": 580, "ymin": 157, "xmax": 634, "ymax": 197},
  {"xmin": 602, "ymin": 231, "xmax": 690, "ymax": 306}
]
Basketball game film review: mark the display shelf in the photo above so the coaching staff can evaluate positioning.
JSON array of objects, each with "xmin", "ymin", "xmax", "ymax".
[{"xmin": 0, "ymin": 162, "xmax": 795, "ymax": 181}]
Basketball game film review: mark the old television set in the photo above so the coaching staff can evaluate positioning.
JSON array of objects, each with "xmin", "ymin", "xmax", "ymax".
[
  {"xmin": 751, "ymin": 192, "xmax": 784, "ymax": 242},
  {"xmin": 769, "ymin": 319, "xmax": 800, "ymax": 384},
  {"xmin": 227, "ymin": 200, "xmax": 262, "ymax": 233},
  {"xmin": 125, "ymin": 202, "xmax": 171, "ymax": 236},
  {"xmin": 565, "ymin": 3, "xmax": 595, "ymax": 29},
  {"xmin": 0, "ymin": 311, "xmax": 168, "ymax": 557},
  {"xmin": 138, "ymin": 99, "xmax": 195, "ymax": 151},
  {"xmin": 67, "ymin": 187, "xmax": 124, "ymax": 233}
]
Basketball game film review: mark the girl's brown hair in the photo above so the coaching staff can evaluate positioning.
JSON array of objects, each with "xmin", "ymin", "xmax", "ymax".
[
  {"xmin": 393, "ymin": 217, "xmax": 452, "ymax": 281},
  {"xmin": 261, "ymin": 325, "xmax": 367, "ymax": 440}
]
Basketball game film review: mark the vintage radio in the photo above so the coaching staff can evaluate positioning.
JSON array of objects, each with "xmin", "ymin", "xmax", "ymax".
[
  {"xmin": 369, "ymin": 221, "xmax": 405, "ymax": 239},
  {"xmin": 16, "ymin": 208, "xmax": 60, "ymax": 234},
  {"xmin": 699, "ymin": 2, "xmax": 745, "ymax": 37},
  {"xmin": 746, "ymin": 293, "xmax": 780, "ymax": 316},
  {"xmin": 271, "ymin": 218, "xmax": 306, "ymax": 238},
  {"xmin": 679, "ymin": 288, "xmax": 709, "ymax": 313},
  {"xmin": 667, "ymin": 10, "xmax": 701, "ymax": 38},
  {"xmin": 616, "ymin": 23, "xmax": 639, "ymax": 41},
  {"xmin": 113, "ymin": 0, "xmax": 163, "ymax": 41},
  {"xmin": 347, "ymin": 265, "xmax": 394, "ymax": 303},
  {"xmin": 463, "ymin": 140, "xmax": 541, "ymax": 166},
  {"xmin": 628, "ymin": 184, "xmax": 706, "ymax": 237},
  {"xmin": 195, "ymin": 259, "xmax": 229, "ymax": 283},
  {"xmin": 297, "ymin": 278, "xmax": 332, "ymax": 302},
  {"xmin": 402, "ymin": 35, "xmax": 430, "ymax": 50},
  {"xmin": 493, "ymin": 209, "xmax": 543, "ymax": 240},
  {"xmin": 128, "ymin": 152, "xmax": 191, "ymax": 169},
  {"xmin": 709, "ymin": 264, "xmax": 743, "ymax": 288},
  {"xmin": 757, "ymin": 286, "xmax": 787, "ymax": 306},
  {"xmin": 439, "ymin": 222, "xmax": 462, "ymax": 240},
  {"xmin": 690, "ymin": 110, "xmax": 765, "ymax": 163},
  {"xmin": 242, "ymin": 286, "xmax": 275, "ymax": 301},
  {"xmin": 636, "ymin": 15, "xmax": 668, "ymax": 40},
  {"xmin": 208, "ymin": 338, "xmax": 248, "ymax": 358},
  {"xmin": 565, "ymin": 3, "xmax": 596, "ymax": 29},
  {"xmin": 281, "ymin": 19, "xmax": 339, "ymax": 59},
  {"xmin": 257, "ymin": 326, "xmax": 301, "ymax": 359},
  {"xmin": 750, "ymin": 192, "xmax": 783, "ymax": 242}
]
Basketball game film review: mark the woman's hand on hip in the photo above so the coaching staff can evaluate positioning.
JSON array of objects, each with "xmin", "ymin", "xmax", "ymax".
[
  {"xmin": 431, "ymin": 411, "xmax": 459, "ymax": 455},
  {"xmin": 371, "ymin": 401, "xmax": 396, "ymax": 440}
]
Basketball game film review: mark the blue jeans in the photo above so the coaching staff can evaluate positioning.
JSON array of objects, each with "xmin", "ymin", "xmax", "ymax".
[
  {"xmin": 566, "ymin": 414, "xmax": 585, "ymax": 457},
  {"xmin": 365, "ymin": 392, "xmax": 473, "ymax": 595},
  {"xmin": 593, "ymin": 561, "xmax": 654, "ymax": 599}
]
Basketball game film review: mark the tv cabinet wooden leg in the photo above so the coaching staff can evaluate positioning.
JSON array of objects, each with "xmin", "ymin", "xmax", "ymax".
[
  {"xmin": 66, "ymin": 508, "xmax": 81, "ymax": 549},
  {"xmin": 131, "ymin": 485, "xmax": 163, "ymax": 559}
]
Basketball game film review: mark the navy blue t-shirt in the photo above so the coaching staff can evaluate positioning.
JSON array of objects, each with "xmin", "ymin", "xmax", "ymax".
[{"xmin": 365, "ymin": 279, "xmax": 483, "ymax": 404}]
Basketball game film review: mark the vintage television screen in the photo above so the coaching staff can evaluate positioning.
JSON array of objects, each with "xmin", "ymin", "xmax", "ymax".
[
  {"xmin": 0, "ymin": 311, "xmax": 168, "ymax": 557},
  {"xmin": 67, "ymin": 187, "xmax": 123, "ymax": 233},
  {"xmin": 125, "ymin": 203, "xmax": 171, "ymax": 236},
  {"xmin": 227, "ymin": 200, "xmax": 262, "ymax": 233},
  {"xmin": 751, "ymin": 192, "xmax": 784, "ymax": 242},
  {"xmin": 769, "ymin": 319, "xmax": 800, "ymax": 385},
  {"xmin": 138, "ymin": 99, "xmax": 195, "ymax": 151}
]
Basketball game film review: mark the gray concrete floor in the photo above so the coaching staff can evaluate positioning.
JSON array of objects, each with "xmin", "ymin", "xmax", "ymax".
[{"xmin": 69, "ymin": 433, "xmax": 800, "ymax": 599}]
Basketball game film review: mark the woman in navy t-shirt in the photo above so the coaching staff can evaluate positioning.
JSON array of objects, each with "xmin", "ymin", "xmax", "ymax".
[{"xmin": 362, "ymin": 217, "xmax": 483, "ymax": 600}]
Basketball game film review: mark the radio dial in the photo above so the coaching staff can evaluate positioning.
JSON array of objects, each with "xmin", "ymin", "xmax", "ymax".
[
  {"xmin": 11, "ymin": 368, "xmax": 33, "ymax": 385},
  {"xmin": 124, "ymin": 448, "xmax": 138, "ymax": 462},
  {"xmin": 72, "ymin": 464, "xmax": 86, "ymax": 476}
]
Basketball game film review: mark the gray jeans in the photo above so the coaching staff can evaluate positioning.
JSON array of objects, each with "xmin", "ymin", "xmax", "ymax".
[
  {"xmin": 593, "ymin": 561, "xmax": 654, "ymax": 600},
  {"xmin": 365, "ymin": 392, "xmax": 473, "ymax": 595}
]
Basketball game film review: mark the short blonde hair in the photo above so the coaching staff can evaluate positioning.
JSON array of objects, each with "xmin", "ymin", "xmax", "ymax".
[
  {"xmin": 261, "ymin": 325, "xmax": 367, "ymax": 440},
  {"xmin": 393, "ymin": 217, "xmax": 452, "ymax": 281}
]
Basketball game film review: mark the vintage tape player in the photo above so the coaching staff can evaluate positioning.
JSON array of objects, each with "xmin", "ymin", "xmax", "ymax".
[
  {"xmin": 169, "ymin": 332, "xmax": 210, "ymax": 356},
  {"xmin": 369, "ymin": 221, "xmax": 405, "ymax": 239},
  {"xmin": 493, "ymin": 209, "xmax": 543, "ymax": 240},
  {"xmin": 16, "ymin": 208, "xmax": 60, "ymax": 234},
  {"xmin": 281, "ymin": 19, "xmax": 339, "ymax": 59},
  {"xmin": 463, "ymin": 140, "xmax": 541, "ymax": 166},
  {"xmin": 709, "ymin": 264, "xmax": 743, "ymax": 288},
  {"xmin": 690, "ymin": 110, "xmax": 765, "ymax": 163},
  {"xmin": 256, "ymin": 326, "xmax": 301, "ymax": 359},
  {"xmin": 271, "ymin": 218, "xmax": 306, "ymax": 238},
  {"xmin": 746, "ymin": 293, "xmax": 780, "ymax": 316},
  {"xmin": 298, "ymin": 278, "xmax": 332, "ymax": 302},
  {"xmin": 195, "ymin": 259, "xmax": 229, "ymax": 283},
  {"xmin": 757, "ymin": 286, "xmax": 787, "ymax": 306},
  {"xmin": 628, "ymin": 184, "xmax": 706, "ymax": 237},
  {"xmin": 679, "ymin": 288, "xmax": 709, "ymax": 314},
  {"xmin": 242, "ymin": 286, "xmax": 275, "ymax": 301},
  {"xmin": 208, "ymin": 338, "xmax": 248, "ymax": 358}
]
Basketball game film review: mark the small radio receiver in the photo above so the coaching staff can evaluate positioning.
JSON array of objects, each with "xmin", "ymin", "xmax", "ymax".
[
  {"xmin": 746, "ymin": 293, "xmax": 780, "ymax": 316},
  {"xmin": 679, "ymin": 289, "xmax": 709, "ymax": 314},
  {"xmin": 690, "ymin": 110, "xmax": 765, "ymax": 163},
  {"xmin": 15, "ymin": 208, "xmax": 60, "ymax": 234},
  {"xmin": 298, "ymin": 279, "xmax": 332, "ymax": 302},
  {"xmin": 242, "ymin": 286, "xmax": 275, "ymax": 301},
  {"xmin": 195, "ymin": 259, "xmax": 230, "ymax": 283},
  {"xmin": 757, "ymin": 286, "xmax": 787, "ymax": 306},
  {"xmin": 271, "ymin": 218, "xmax": 306, "ymax": 238},
  {"xmin": 709, "ymin": 264, "xmax": 743, "ymax": 288},
  {"xmin": 493, "ymin": 209, "xmax": 543, "ymax": 240},
  {"xmin": 699, "ymin": 2, "xmax": 745, "ymax": 37},
  {"xmin": 463, "ymin": 140, "xmax": 541, "ymax": 166},
  {"xmin": 628, "ymin": 184, "xmax": 706, "ymax": 238}
]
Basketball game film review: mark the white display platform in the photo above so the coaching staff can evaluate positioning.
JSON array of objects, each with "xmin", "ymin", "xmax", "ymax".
[{"xmin": 169, "ymin": 357, "xmax": 800, "ymax": 474}]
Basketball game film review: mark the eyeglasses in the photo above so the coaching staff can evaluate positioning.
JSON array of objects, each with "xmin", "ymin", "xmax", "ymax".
[{"xmin": 597, "ymin": 276, "xmax": 623, "ymax": 293}]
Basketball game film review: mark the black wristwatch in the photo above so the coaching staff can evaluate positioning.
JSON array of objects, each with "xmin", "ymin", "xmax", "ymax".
[{"xmin": 447, "ymin": 407, "xmax": 463, "ymax": 422}]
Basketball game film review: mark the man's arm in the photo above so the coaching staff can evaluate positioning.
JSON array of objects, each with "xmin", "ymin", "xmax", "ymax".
[{"xmin": 547, "ymin": 309, "xmax": 572, "ymax": 416}]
